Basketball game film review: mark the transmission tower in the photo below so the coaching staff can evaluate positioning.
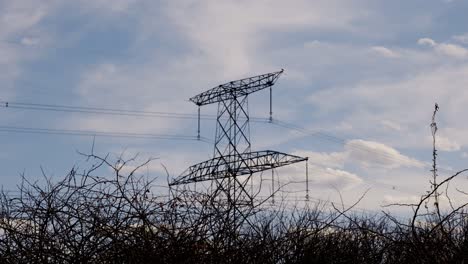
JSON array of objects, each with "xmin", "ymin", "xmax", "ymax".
[{"xmin": 170, "ymin": 69, "xmax": 308, "ymax": 219}]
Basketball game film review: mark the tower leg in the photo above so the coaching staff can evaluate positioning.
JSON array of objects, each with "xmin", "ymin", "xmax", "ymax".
[
  {"xmin": 197, "ymin": 106, "xmax": 201, "ymax": 140},
  {"xmin": 269, "ymin": 87, "xmax": 273, "ymax": 122}
]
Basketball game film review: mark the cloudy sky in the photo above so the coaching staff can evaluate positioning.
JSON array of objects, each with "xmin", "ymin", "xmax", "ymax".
[{"xmin": 2, "ymin": 0, "xmax": 468, "ymax": 214}]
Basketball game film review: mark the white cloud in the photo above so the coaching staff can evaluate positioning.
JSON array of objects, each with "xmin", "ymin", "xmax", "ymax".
[
  {"xmin": 275, "ymin": 162, "xmax": 362, "ymax": 191},
  {"xmin": 316, "ymin": 167, "xmax": 362, "ymax": 189},
  {"xmin": 435, "ymin": 43, "xmax": 468, "ymax": 59},
  {"xmin": 165, "ymin": 0, "xmax": 368, "ymax": 78},
  {"xmin": 436, "ymin": 135, "xmax": 461, "ymax": 151},
  {"xmin": 380, "ymin": 120, "xmax": 402, "ymax": 131},
  {"xmin": 72, "ymin": 60, "xmax": 207, "ymax": 137},
  {"xmin": 0, "ymin": 2, "xmax": 48, "ymax": 35},
  {"xmin": 371, "ymin": 46, "xmax": 400, "ymax": 58},
  {"xmin": 20, "ymin": 36, "xmax": 40, "ymax": 46},
  {"xmin": 77, "ymin": 62, "xmax": 199, "ymax": 108},
  {"xmin": 453, "ymin": 33, "xmax": 468, "ymax": 44},
  {"xmin": 418, "ymin": 37, "xmax": 436, "ymax": 47},
  {"xmin": 382, "ymin": 194, "xmax": 420, "ymax": 205},
  {"xmin": 68, "ymin": 0, "xmax": 372, "ymax": 148},
  {"xmin": 418, "ymin": 37, "xmax": 468, "ymax": 59},
  {"xmin": 307, "ymin": 59, "xmax": 468, "ymax": 152},
  {"xmin": 272, "ymin": 149, "xmax": 363, "ymax": 190},
  {"xmin": 293, "ymin": 140, "xmax": 423, "ymax": 181},
  {"xmin": 345, "ymin": 139, "xmax": 425, "ymax": 169},
  {"xmin": 336, "ymin": 121, "xmax": 354, "ymax": 131},
  {"xmin": 77, "ymin": 0, "xmax": 137, "ymax": 13},
  {"xmin": 292, "ymin": 150, "xmax": 346, "ymax": 169},
  {"xmin": 0, "ymin": 1, "xmax": 57, "ymax": 100},
  {"xmin": 287, "ymin": 139, "xmax": 423, "ymax": 191}
]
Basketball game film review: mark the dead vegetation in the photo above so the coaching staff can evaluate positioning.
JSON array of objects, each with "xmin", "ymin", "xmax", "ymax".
[{"xmin": 0, "ymin": 104, "xmax": 467, "ymax": 263}]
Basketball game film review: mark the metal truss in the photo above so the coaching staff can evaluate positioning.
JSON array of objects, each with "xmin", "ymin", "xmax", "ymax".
[
  {"xmin": 170, "ymin": 70, "xmax": 308, "ymax": 225},
  {"xmin": 189, "ymin": 69, "xmax": 283, "ymax": 106},
  {"xmin": 170, "ymin": 150, "xmax": 307, "ymax": 186}
]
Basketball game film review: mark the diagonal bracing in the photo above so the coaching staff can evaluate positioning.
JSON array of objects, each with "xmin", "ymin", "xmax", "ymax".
[
  {"xmin": 170, "ymin": 150, "xmax": 307, "ymax": 186},
  {"xmin": 170, "ymin": 70, "xmax": 308, "ymax": 207}
]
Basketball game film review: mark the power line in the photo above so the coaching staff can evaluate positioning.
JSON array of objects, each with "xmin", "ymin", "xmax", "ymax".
[
  {"xmin": 270, "ymin": 119, "xmax": 443, "ymax": 172},
  {"xmin": 0, "ymin": 125, "xmax": 212, "ymax": 143},
  {"xmin": 1, "ymin": 100, "xmax": 454, "ymax": 174},
  {"xmin": 0, "ymin": 100, "xmax": 210, "ymax": 119},
  {"xmin": 1, "ymin": 99, "xmax": 416, "ymax": 167},
  {"xmin": 0, "ymin": 100, "xmax": 428, "ymax": 166},
  {"xmin": 0, "ymin": 100, "xmax": 270, "ymax": 122}
]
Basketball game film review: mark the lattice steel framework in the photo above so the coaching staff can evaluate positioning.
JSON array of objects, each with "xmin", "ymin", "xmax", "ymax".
[{"xmin": 170, "ymin": 69, "xmax": 307, "ymax": 211}]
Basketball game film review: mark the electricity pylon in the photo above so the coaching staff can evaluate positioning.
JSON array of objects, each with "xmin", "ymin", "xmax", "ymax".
[{"xmin": 170, "ymin": 70, "xmax": 308, "ymax": 213}]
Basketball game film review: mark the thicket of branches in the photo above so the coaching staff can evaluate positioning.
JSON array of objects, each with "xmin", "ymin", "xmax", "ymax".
[
  {"xmin": 0, "ymin": 105, "xmax": 468, "ymax": 263},
  {"xmin": 0, "ymin": 153, "xmax": 467, "ymax": 263}
]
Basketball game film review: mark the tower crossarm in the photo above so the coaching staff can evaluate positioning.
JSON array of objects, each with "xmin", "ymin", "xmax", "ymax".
[
  {"xmin": 189, "ymin": 70, "xmax": 284, "ymax": 106},
  {"xmin": 170, "ymin": 150, "xmax": 307, "ymax": 186}
]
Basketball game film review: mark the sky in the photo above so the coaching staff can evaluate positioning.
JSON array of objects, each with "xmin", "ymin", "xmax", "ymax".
[{"xmin": 2, "ymin": 0, "xmax": 468, "ymax": 215}]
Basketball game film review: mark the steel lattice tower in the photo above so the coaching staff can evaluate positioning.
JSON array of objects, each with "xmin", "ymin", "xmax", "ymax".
[{"xmin": 170, "ymin": 69, "xmax": 308, "ymax": 214}]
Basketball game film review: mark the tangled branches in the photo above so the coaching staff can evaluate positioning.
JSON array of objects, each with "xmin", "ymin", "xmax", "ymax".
[
  {"xmin": 0, "ymin": 104, "xmax": 468, "ymax": 263},
  {"xmin": 0, "ymin": 151, "xmax": 467, "ymax": 263}
]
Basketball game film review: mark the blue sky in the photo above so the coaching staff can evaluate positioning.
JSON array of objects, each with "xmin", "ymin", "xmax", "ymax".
[{"xmin": 2, "ymin": 0, "xmax": 468, "ymax": 213}]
